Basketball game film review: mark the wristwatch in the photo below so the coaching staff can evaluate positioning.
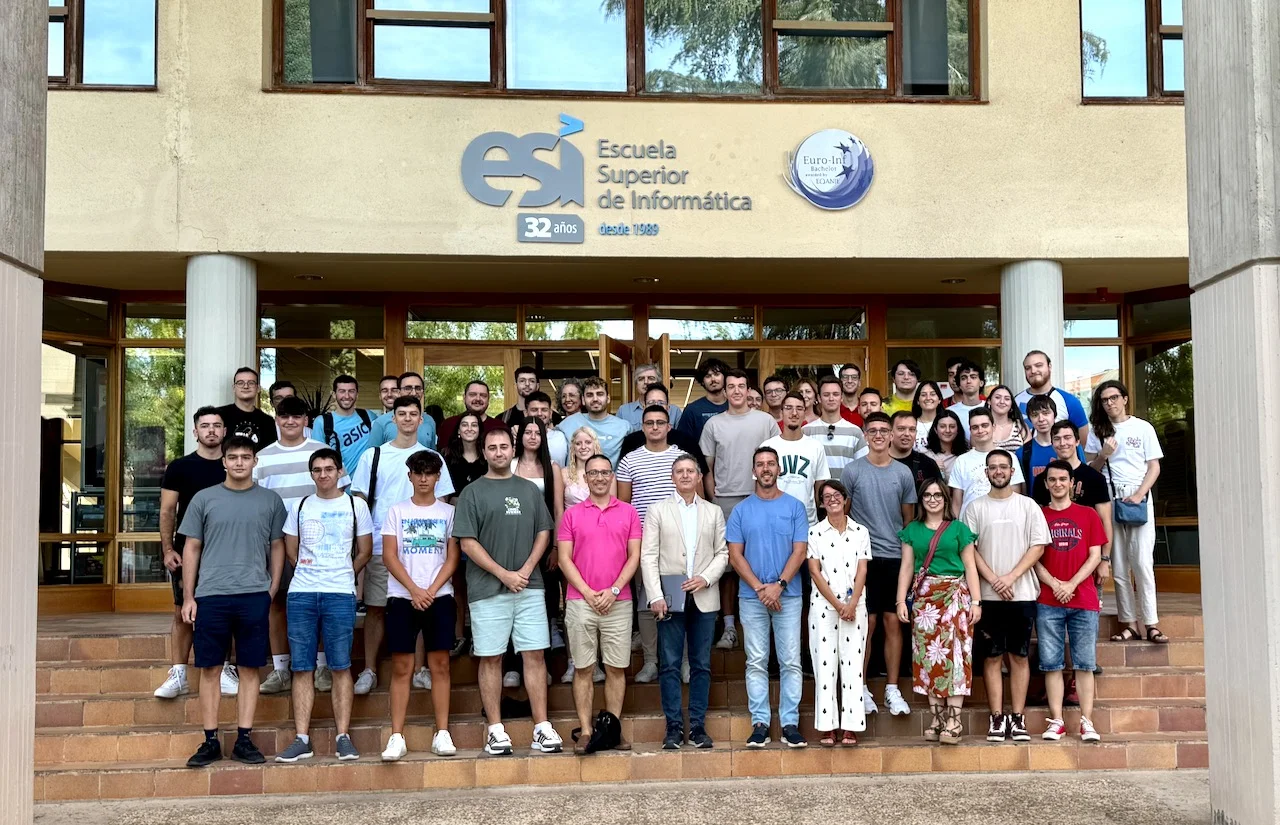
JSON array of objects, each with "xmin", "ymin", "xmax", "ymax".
[
  {"xmin": 610, "ymin": 586, "xmax": 621, "ymax": 597},
  {"xmin": 1100, "ymin": 555, "xmax": 1112, "ymax": 562},
  {"xmin": 776, "ymin": 578, "xmax": 788, "ymax": 589}
]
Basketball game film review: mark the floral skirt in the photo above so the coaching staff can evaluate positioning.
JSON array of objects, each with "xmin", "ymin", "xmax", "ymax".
[{"xmin": 910, "ymin": 575, "xmax": 973, "ymax": 699}]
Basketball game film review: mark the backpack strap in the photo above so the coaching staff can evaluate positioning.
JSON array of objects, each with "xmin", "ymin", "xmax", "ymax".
[
  {"xmin": 321, "ymin": 412, "xmax": 337, "ymax": 451},
  {"xmin": 367, "ymin": 447, "xmax": 382, "ymax": 514},
  {"xmin": 357, "ymin": 409, "xmax": 372, "ymax": 430}
]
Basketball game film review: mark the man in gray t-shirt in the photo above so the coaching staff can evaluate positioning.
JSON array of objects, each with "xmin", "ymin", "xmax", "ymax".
[{"xmin": 178, "ymin": 435, "xmax": 287, "ymax": 769}]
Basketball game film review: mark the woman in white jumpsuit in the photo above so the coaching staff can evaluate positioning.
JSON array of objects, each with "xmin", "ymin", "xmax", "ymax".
[{"xmin": 807, "ymin": 480, "xmax": 872, "ymax": 746}]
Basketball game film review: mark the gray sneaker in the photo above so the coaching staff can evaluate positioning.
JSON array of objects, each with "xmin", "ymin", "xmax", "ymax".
[
  {"xmin": 335, "ymin": 734, "xmax": 360, "ymax": 761},
  {"xmin": 274, "ymin": 736, "xmax": 313, "ymax": 763},
  {"xmin": 260, "ymin": 669, "xmax": 292, "ymax": 695}
]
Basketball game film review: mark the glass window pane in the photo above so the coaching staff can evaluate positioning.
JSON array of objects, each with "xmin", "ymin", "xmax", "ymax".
[
  {"xmin": 122, "ymin": 348, "xmax": 185, "ymax": 532},
  {"xmin": 524, "ymin": 307, "xmax": 632, "ymax": 341},
  {"xmin": 779, "ymin": 35, "xmax": 887, "ymax": 89},
  {"xmin": 1160, "ymin": 0, "xmax": 1182, "ymax": 26},
  {"xmin": 903, "ymin": 0, "xmax": 971, "ymax": 96},
  {"xmin": 82, "ymin": 0, "xmax": 157, "ymax": 85},
  {"xmin": 40, "ymin": 344, "xmax": 110, "ymax": 534},
  {"xmin": 888, "ymin": 347, "xmax": 999, "ymax": 393},
  {"xmin": 1064, "ymin": 304, "xmax": 1120, "ymax": 338},
  {"xmin": 643, "ymin": 1, "xmax": 763, "ymax": 94},
  {"xmin": 1134, "ymin": 340, "xmax": 1195, "ymax": 517},
  {"xmin": 777, "ymin": 0, "xmax": 885, "ymax": 20},
  {"xmin": 43, "ymin": 296, "xmax": 110, "ymax": 337},
  {"xmin": 125, "ymin": 302, "xmax": 185, "ymax": 338},
  {"xmin": 650, "ymin": 307, "xmax": 755, "ymax": 340},
  {"xmin": 259, "ymin": 304, "xmax": 384, "ymax": 340},
  {"xmin": 374, "ymin": 23, "xmax": 489, "ymax": 82},
  {"xmin": 119, "ymin": 540, "xmax": 167, "ymax": 583},
  {"xmin": 408, "ymin": 306, "xmax": 517, "ymax": 340},
  {"xmin": 283, "ymin": 0, "xmax": 357, "ymax": 84},
  {"xmin": 375, "ymin": 0, "xmax": 488, "ymax": 8},
  {"xmin": 507, "ymin": 0, "xmax": 626, "ymax": 91},
  {"xmin": 421, "ymin": 365, "xmax": 505, "ymax": 419},
  {"xmin": 1131, "ymin": 297, "xmax": 1191, "ymax": 336},
  {"xmin": 886, "ymin": 306, "xmax": 999, "ymax": 339},
  {"xmin": 1162, "ymin": 38, "xmax": 1184, "ymax": 92},
  {"xmin": 39, "ymin": 541, "xmax": 108, "ymax": 586},
  {"xmin": 1155, "ymin": 526, "xmax": 1198, "ymax": 565},
  {"xmin": 49, "ymin": 19, "xmax": 65, "ymax": 77},
  {"xmin": 259, "ymin": 347, "xmax": 385, "ymax": 413},
  {"xmin": 762, "ymin": 307, "xmax": 866, "ymax": 340},
  {"xmin": 1062, "ymin": 345, "xmax": 1120, "ymax": 418},
  {"xmin": 668, "ymin": 349, "xmax": 758, "ymax": 407},
  {"xmin": 1081, "ymin": 0, "xmax": 1148, "ymax": 98}
]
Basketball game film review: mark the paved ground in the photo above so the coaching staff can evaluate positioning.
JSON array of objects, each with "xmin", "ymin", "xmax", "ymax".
[{"xmin": 36, "ymin": 770, "xmax": 1209, "ymax": 825}]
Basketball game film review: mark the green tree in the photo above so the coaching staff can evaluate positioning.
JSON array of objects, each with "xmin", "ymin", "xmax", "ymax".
[
  {"xmin": 1081, "ymin": 30, "xmax": 1110, "ymax": 82},
  {"xmin": 283, "ymin": 0, "xmax": 314, "ymax": 83}
]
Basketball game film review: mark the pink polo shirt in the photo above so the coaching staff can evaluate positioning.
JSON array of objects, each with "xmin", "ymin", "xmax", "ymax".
[{"xmin": 556, "ymin": 497, "xmax": 642, "ymax": 601}]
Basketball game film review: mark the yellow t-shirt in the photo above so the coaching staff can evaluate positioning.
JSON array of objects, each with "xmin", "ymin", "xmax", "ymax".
[{"xmin": 882, "ymin": 395, "xmax": 915, "ymax": 415}]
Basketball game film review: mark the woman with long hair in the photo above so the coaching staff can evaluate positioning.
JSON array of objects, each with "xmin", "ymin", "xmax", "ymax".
[
  {"xmin": 513, "ymin": 418, "xmax": 567, "ymax": 685},
  {"xmin": 895, "ymin": 477, "xmax": 982, "ymax": 744},
  {"xmin": 1085, "ymin": 380, "xmax": 1166, "ymax": 644},
  {"xmin": 924, "ymin": 409, "xmax": 969, "ymax": 482},
  {"xmin": 562, "ymin": 426, "xmax": 614, "ymax": 508},
  {"xmin": 442, "ymin": 412, "xmax": 486, "ymax": 501},
  {"xmin": 794, "ymin": 378, "xmax": 820, "ymax": 420},
  {"xmin": 988, "ymin": 384, "xmax": 1030, "ymax": 451},
  {"xmin": 912, "ymin": 381, "xmax": 944, "ymax": 452}
]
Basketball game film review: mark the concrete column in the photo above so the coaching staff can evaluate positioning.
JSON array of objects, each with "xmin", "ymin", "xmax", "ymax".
[
  {"xmin": 0, "ymin": 0, "xmax": 45, "ymax": 820},
  {"xmin": 999, "ymin": 260, "xmax": 1064, "ymax": 388},
  {"xmin": 1185, "ymin": 1, "xmax": 1280, "ymax": 823},
  {"xmin": 185, "ymin": 255, "xmax": 258, "ymax": 452}
]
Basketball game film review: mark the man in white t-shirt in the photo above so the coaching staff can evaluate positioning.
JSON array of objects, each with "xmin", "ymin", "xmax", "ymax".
[
  {"xmin": 275, "ymin": 448, "xmax": 373, "ymax": 764},
  {"xmin": 802, "ymin": 376, "xmax": 867, "ymax": 477},
  {"xmin": 949, "ymin": 408, "xmax": 1026, "ymax": 516},
  {"xmin": 949, "ymin": 360, "xmax": 987, "ymax": 438},
  {"xmin": 350, "ymin": 395, "xmax": 456, "ymax": 697},
  {"xmin": 379, "ymin": 449, "xmax": 461, "ymax": 761},
  {"xmin": 763, "ymin": 392, "xmax": 830, "ymax": 524}
]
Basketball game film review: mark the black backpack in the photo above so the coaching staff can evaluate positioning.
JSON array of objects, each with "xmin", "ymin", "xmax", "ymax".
[
  {"xmin": 297, "ymin": 493, "xmax": 359, "ymax": 558},
  {"xmin": 320, "ymin": 409, "xmax": 373, "ymax": 454}
]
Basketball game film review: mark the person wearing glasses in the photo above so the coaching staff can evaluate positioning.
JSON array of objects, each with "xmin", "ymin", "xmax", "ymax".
[
  {"xmin": 802, "ymin": 375, "xmax": 868, "ymax": 479},
  {"xmin": 883, "ymin": 359, "xmax": 922, "ymax": 415},
  {"xmin": 619, "ymin": 363, "xmax": 684, "ymax": 431},
  {"xmin": 762, "ymin": 392, "xmax": 831, "ymax": 525},
  {"xmin": 1085, "ymin": 380, "xmax": 1166, "ymax": 644},
  {"xmin": 838, "ymin": 363, "xmax": 865, "ymax": 426},
  {"xmin": 216, "ymin": 366, "xmax": 277, "ymax": 451},
  {"xmin": 369, "ymin": 372, "xmax": 439, "ymax": 451},
  {"xmin": 618, "ymin": 383, "xmax": 708, "ymax": 474},
  {"xmin": 762, "ymin": 374, "xmax": 789, "ymax": 424}
]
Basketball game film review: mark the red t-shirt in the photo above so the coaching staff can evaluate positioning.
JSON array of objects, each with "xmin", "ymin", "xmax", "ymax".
[
  {"xmin": 1038, "ymin": 502, "xmax": 1106, "ymax": 611},
  {"xmin": 840, "ymin": 405, "xmax": 864, "ymax": 427}
]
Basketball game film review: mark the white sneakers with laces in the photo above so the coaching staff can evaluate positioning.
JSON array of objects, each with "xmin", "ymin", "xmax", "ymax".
[
  {"xmin": 485, "ymin": 723, "xmax": 514, "ymax": 755},
  {"xmin": 1043, "ymin": 718, "xmax": 1067, "ymax": 741},
  {"xmin": 714, "ymin": 626, "xmax": 738, "ymax": 650},
  {"xmin": 381, "ymin": 733, "xmax": 407, "ymax": 762},
  {"xmin": 862, "ymin": 687, "xmax": 879, "ymax": 714},
  {"xmin": 531, "ymin": 721, "xmax": 563, "ymax": 753},
  {"xmin": 502, "ymin": 671, "xmax": 521, "ymax": 688},
  {"xmin": 1080, "ymin": 717, "xmax": 1101, "ymax": 742},
  {"xmin": 884, "ymin": 685, "xmax": 910, "ymax": 716},
  {"xmin": 154, "ymin": 666, "xmax": 190, "ymax": 699},
  {"xmin": 432, "ymin": 730, "xmax": 457, "ymax": 756},
  {"xmin": 220, "ymin": 663, "xmax": 240, "ymax": 696},
  {"xmin": 635, "ymin": 662, "xmax": 659, "ymax": 683},
  {"xmin": 412, "ymin": 667, "xmax": 432, "ymax": 690},
  {"xmin": 353, "ymin": 668, "xmax": 376, "ymax": 695}
]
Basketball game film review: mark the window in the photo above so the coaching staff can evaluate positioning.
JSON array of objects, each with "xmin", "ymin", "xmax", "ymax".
[
  {"xmin": 407, "ymin": 306, "xmax": 518, "ymax": 340},
  {"xmin": 763, "ymin": 306, "xmax": 866, "ymax": 341},
  {"xmin": 48, "ymin": 0, "xmax": 157, "ymax": 88},
  {"xmin": 1062, "ymin": 345, "xmax": 1120, "ymax": 417},
  {"xmin": 121, "ymin": 347, "xmax": 184, "ymax": 532},
  {"xmin": 886, "ymin": 306, "xmax": 999, "ymax": 339},
  {"xmin": 1064, "ymin": 303, "xmax": 1120, "ymax": 338},
  {"xmin": 276, "ymin": 0, "xmax": 979, "ymax": 100},
  {"xmin": 40, "ymin": 343, "xmax": 110, "ymax": 535},
  {"xmin": 1081, "ymin": 0, "xmax": 1183, "ymax": 100},
  {"xmin": 44, "ymin": 295, "xmax": 111, "ymax": 337},
  {"xmin": 524, "ymin": 307, "xmax": 633, "ymax": 341},
  {"xmin": 1134, "ymin": 340, "xmax": 1195, "ymax": 518},
  {"xmin": 650, "ymin": 307, "xmax": 755, "ymax": 341},
  {"xmin": 260, "ymin": 304, "xmax": 384, "ymax": 340}
]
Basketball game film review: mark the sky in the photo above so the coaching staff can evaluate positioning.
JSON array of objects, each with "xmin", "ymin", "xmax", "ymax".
[
  {"xmin": 50, "ymin": 0, "xmax": 156, "ymax": 84},
  {"xmin": 1081, "ymin": 0, "xmax": 1183, "ymax": 96}
]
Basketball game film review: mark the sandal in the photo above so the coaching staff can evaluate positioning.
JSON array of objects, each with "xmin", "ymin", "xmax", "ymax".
[
  {"xmin": 939, "ymin": 706, "xmax": 963, "ymax": 745},
  {"xmin": 820, "ymin": 732, "xmax": 836, "ymax": 747},
  {"xmin": 841, "ymin": 731, "xmax": 858, "ymax": 746},
  {"xmin": 924, "ymin": 707, "xmax": 943, "ymax": 742},
  {"xmin": 1146, "ymin": 627, "xmax": 1170, "ymax": 644},
  {"xmin": 1110, "ymin": 626, "xmax": 1139, "ymax": 642}
]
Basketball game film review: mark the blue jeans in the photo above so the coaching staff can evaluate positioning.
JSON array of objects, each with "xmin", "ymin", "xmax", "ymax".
[
  {"xmin": 286, "ymin": 591, "xmax": 357, "ymax": 672},
  {"xmin": 740, "ymin": 595, "xmax": 803, "ymax": 727},
  {"xmin": 656, "ymin": 600, "xmax": 717, "ymax": 729},
  {"xmin": 1035, "ymin": 604, "xmax": 1099, "ymax": 673}
]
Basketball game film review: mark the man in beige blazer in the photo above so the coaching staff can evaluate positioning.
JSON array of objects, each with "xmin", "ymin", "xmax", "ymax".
[{"xmin": 641, "ymin": 454, "xmax": 729, "ymax": 750}]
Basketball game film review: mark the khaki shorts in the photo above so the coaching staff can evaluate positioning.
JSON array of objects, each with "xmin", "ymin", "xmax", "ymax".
[
  {"xmin": 565, "ymin": 598, "xmax": 633, "ymax": 670},
  {"xmin": 364, "ymin": 554, "xmax": 389, "ymax": 608}
]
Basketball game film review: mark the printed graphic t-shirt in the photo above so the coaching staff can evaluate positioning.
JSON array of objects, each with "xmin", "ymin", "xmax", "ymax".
[
  {"xmin": 1039, "ymin": 502, "xmax": 1107, "ymax": 611},
  {"xmin": 285, "ymin": 494, "xmax": 373, "ymax": 595},
  {"xmin": 382, "ymin": 499, "xmax": 456, "ymax": 599}
]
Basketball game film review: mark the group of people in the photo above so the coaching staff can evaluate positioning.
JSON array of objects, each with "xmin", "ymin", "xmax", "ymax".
[{"xmin": 156, "ymin": 349, "xmax": 1164, "ymax": 768}]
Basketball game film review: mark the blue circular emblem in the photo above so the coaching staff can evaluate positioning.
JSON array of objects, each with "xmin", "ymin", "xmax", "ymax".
[{"xmin": 785, "ymin": 129, "xmax": 875, "ymax": 210}]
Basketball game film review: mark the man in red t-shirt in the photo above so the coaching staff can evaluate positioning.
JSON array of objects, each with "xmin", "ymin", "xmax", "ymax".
[{"xmin": 1034, "ymin": 460, "xmax": 1106, "ymax": 743}]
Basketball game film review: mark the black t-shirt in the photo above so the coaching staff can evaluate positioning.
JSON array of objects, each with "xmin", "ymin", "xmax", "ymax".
[
  {"xmin": 215, "ymin": 404, "xmax": 277, "ymax": 451},
  {"xmin": 160, "ymin": 452, "xmax": 227, "ymax": 548},
  {"xmin": 1031, "ymin": 462, "xmax": 1109, "ymax": 508},
  {"xmin": 618, "ymin": 430, "xmax": 709, "ymax": 474},
  {"xmin": 446, "ymin": 456, "xmax": 490, "ymax": 499},
  {"xmin": 894, "ymin": 451, "xmax": 942, "ymax": 489}
]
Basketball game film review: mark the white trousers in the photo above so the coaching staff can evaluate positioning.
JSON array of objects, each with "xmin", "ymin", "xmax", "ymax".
[
  {"xmin": 809, "ymin": 597, "xmax": 868, "ymax": 733},
  {"xmin": 1112, "ymin": 489, "xmax": 1158, "ymax": 626}
]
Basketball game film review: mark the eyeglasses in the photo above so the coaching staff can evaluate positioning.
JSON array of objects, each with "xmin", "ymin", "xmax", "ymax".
[
  {"xmin": 764, "ymin": 387, "xmax": 786, "ymax": 396},
  {"xmin": 1100, "ymin": 394, "xmax": 1125, "ymax": 404},
  {"xmin": 820, "ymin": 495, "xmax": 845, "ymax": 504},
  {"xmin": 642, "ymin": 420, "xmax": 667, "ymax": 427},
  {"xmin": 865, "ymin": 428, "xmax": 890, "ymax": 436},
  {"xmin": 584, "ymin": 469, "xmax": 613, "ymax": 478},
  {"xmin": 922, "ymin": 492, "xmax": 946, "ymax": 501},
  {"xmin": 234, "ymin": 380, "xmax": 258, "ymax": 388}
]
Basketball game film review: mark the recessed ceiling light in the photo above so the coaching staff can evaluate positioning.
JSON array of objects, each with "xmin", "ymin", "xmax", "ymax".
[
  {"xmin": 295, "ymin": 274, "xmax": 323, "ymax": 282},
  {"xmin": 634, "ymin": 277, "xmax": 660, "ymax": 285},
  {"xmin": 941, "ymin": 277, "xmax": 966, "ymax": 285}
]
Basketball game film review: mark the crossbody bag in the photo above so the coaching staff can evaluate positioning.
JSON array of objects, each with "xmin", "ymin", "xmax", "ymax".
[
  {"xmin": 1106, "ymin": 460, "xmax": 1149, "ymax": 525},
  {"xmin": 904, "ymin": 520, "xmax": 950, "ymax": 615}
]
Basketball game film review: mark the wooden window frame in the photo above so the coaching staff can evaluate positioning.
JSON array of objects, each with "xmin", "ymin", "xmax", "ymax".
[
  {"xmin": 47, "ymin": 0, "xmax": 158, "ymax": 91},
  {"xmin": 1080, "ymin": 0, "xmax": 1183, "ymax": 104},
  {"xmin": 272, "ymin": 0, "xmax": 981, "ymax": 103}
]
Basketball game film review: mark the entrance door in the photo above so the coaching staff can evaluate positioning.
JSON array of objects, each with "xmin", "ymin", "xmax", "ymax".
[
  {"xmin": 758, "ymin": 345, "xmax": 867, "ymax": 386},
  {"xmin": 648, "ymin": 334, "xmax": 671, "ymax": 388},
  {"xmin": 406, "ymin": 345, "xmax": 520, "ymax": 419},
  {"xmin": 598, "ymin": 335, "xmax": 634, "ymax": 411}
]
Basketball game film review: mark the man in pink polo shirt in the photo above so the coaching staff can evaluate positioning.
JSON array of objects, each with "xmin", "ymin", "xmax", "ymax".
[{"xmin": 557, "ymin": 454, "xmax": 642, "ymax": 753}]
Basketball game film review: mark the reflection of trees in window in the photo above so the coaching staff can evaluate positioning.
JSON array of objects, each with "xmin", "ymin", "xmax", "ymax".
[
  {"xmin": 423, "ymin": 366, "xmax": 506, "ymax": 420},
  {"xmin": 1136, "ymin": 341, "xmax": 1195, "ymax": 516},
  {"xmin": 525, "ymin": 321, "xmax": 602, "ymax": 341},
  {"xmin": 407, "ymin": 321, "xmax": 517, "ymax": 341},
  {"xmin": 1081, "ymin": 30, "xmax": 1110, "ymax": 82},
  {"xmin": 124, "ymin": 349, "xmax": 186, "ymax": 483},
  {"xmin": 617, "ymin": 0, "xmax": 764, "ymax": 93}
]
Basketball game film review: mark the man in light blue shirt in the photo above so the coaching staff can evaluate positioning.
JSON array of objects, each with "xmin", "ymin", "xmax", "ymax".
[
  {"xmin": 557, "ymin": 376, "xmax": 631, "ymax": 466},
  {"xmin": 618, "ymin": 363, "xmax": 682, "ymax": 431},
  {"xmin": 368, "ymin": 371, "xmax": 436, "ymax": 451},
  {"xmin": 315, "ymin": 374, "xmax": 379, "ymax": 473}
]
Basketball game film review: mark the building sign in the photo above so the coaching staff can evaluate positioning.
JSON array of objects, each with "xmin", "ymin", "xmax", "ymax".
[{"xmin": 785, "ymin": 129, "xmax": 875, "ymax": 210}]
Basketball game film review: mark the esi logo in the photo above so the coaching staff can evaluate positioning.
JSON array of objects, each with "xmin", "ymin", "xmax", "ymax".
[
  {"xmin": 785, "ymin": 129, "xmax": 874, "ymax": 211},
  {"xmin": 461, "ymin": 114, "xmax": 586, "ymax": 208}
]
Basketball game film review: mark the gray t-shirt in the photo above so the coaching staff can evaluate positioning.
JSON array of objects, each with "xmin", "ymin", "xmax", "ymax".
[
  {"xmin": 699, "ymin": 409, "xmax": 780, "ymax": 497},
  {"xmin": 452, "ymin": 475, "xmax": 554, "ymax": 604},
  {"xmin": 839, "ymin": 458, "xmax": 918, "ymax": 559},
  {"xmin": 179, "ymin": 483, "xmax": 288, "ymax": 598}
]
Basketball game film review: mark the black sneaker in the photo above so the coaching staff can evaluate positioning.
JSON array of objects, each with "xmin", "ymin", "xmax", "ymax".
[
  {"xmin": 356, "ymin": 600, "xmax": 367, "ymax": 616},
  {"xmin": 746, "ymin": 723, "xmax": 770, "ymax": 748},
  {"xmin": 1008, "ymin": 713, "xmax": 1031, "ymax": 742},
  {"xmin": 689, "ymin": 726, "xmax": 714, "ymax": 749},
  {"xmin": 186, "ymin": 739, "xmax": 222, "ymax": 768},
  {"xmin": 662, "ymin": 723, "xmax": 684, "ymax": 750},
  {"xmin": 986, "ymin": 713, "xmax": 1009, "ymax": 742},
  {"xmin": 232, "ymin": 737, "xmax": 266, "ymax": 764},
  {"xmin": 781, "ymin": 725, "xmax": 807, "ymax": 748}
]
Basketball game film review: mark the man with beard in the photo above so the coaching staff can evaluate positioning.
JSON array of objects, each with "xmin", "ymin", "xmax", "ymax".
[
  {"xmin": 761, "ymin": 392, "xmax": 830, "ymax": 524},
  {"xmin": 674, "ymin": 358, "xmax": 730, "ymax": 444},
  {"xmin": 435, "ymin": 379, "xmax": 508, "ymax": 448},
  {"xmin": 317, "ymin": 374, "xmax": 379, "ymax": 473},
  {"xmin": 499, "ymin": 366, "xmax": 541, "ymax": 429},
  {"xmin": 887, "ymin": 411, "xmax": 941, "ymax": 487}
]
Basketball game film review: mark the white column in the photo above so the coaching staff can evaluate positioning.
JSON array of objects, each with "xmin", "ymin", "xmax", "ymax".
[
  {"xmin": 1185, "ymin": 1, "xmax": 1280, "ymax": 823},
  {"xmin": 999, "ymin": 260, "xmax": 1064, "ymax": 389},
  {"xmin": 185, "ymin": 255, "xmax": 258, "ymax": 452},
  {"xmin": 0, "ymin": 1, "xmax": 44, "ymax": 820}
]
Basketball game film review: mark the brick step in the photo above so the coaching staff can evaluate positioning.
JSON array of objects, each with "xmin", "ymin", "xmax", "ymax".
[{"xmin": 34, "ymin": 731, "xmax": 1210, "ymax": 801}]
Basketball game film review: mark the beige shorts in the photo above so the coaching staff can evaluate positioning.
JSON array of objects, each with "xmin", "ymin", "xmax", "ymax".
[
  {"xmin": 565, "ymin": 598, "xmax": 632, "ymax": 670},
  {"xmin": 363, "ymin": 554, "xmax": 389, "ymax": 608}
]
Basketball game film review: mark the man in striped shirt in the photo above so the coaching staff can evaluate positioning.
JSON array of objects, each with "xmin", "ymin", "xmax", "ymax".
[
  {"xmin": 802, "ymin": 375, "xmax": 868, "ymax": 479},
  {"xmin": 253, "ymin": 395, "xmax": 347, "ymax": 694}
]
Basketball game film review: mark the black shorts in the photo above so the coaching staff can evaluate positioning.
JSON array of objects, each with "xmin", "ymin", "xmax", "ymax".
[
  {"xmin": 865, "ymin": 557, "xmax": 901, "ymax": 615},
  {"xmin": 386, "ymin": 595, "xmax": 457, "ymax": 655},
  {"xmin": 193, "ymin": 592, "xmax": 271, "ymax": 668},
  {"xmin": 976, "ymin": 600, "xmax": 1036, "ymax": 659}
]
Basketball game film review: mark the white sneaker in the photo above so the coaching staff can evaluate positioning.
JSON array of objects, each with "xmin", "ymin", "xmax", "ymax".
[
  {"xmin": 502, "ymin": 670, "xmax": 521, "ymax": 688},
  {"xmin": 531, "ymin": 722, "xmax": 563, "ymax": 753},
  {"xmin": 314, "ymin": 666, "xmax": 332, "ymax": 693},
  {"xmin": 220, "ymin": 663, "xmax": 239, "ymax": 696},
  {"xmin": 593, "ymin": 664, "xmax": 606, "ymax": 683},
  {"xmin": 561, "ymin": 659, "xmax": 576, "ymax": 683},
  {"xmin": 485, "ymin": 724, "xmax": 514, "ymax": 755},
  {"xmin": 381, "ymin": 733, "xmax": 407, "ymax": 762},
  {"xmin": 715, "ymin": 626, "xmax": 738, "ymax": 649},
  {"xmin": 353, "ymin": 668, "xmax": 376, "ymax": 695},
  {"xmin": 154, "ymin": 666, "xmax": 190, "ymax": 699},
  {"xmin": 1079, "ymin": 717, "xmax": 1102, "ymax": 743},
  {"xmin": 884, "ymin": 685, "xmax": 910, "ymax": 716},
  {"xmin": 631, "ymin": 631, "xmax": 643, "ymax": 651},
  {"xmin": 682, "ymin": 659, "xmax": 691, "ymax": 684},
  {"xmin": 862, "ymin": 687, "xmax": 879, "ymax": 715},
  {"xmin": 635, "ymin": 662, "xmax": 659, "ymax": 683},
  {"xmin": 432, "ymin": 729, "xmax": 457, "ymax": 756},
  {"xmin": 413, "ymin": 667, "xmax": 432, "ymax": 690},
  {"xmin": 259, "ymin": 668, "xmax": 292, "ymax": 694},
  {"xmin": 550, "ymin": 624, "xmax": 566, "ymax": 650}
]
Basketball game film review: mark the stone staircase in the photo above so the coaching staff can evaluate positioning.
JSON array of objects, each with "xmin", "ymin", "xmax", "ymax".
[{"xmin": 33, "ymin": 607, "xmax": 1207, "ymax": 802}]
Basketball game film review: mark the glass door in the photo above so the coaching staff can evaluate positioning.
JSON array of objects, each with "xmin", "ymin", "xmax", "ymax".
[
  {"xmin": 758, "ymin": 344, "xmax": 867, "ymax": 387},
  {"xmin": 406, "ymin": 345, "xmax": 519, "ymax": 420},
  {"xmin": 598, "ymin": 335, "xmax": 634, "ymax": 410}
]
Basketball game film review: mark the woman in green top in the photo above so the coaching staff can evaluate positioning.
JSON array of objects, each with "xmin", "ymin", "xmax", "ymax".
[{"xmin": 895, "ymin": 478, "xmax": 982, "ymax": 744}]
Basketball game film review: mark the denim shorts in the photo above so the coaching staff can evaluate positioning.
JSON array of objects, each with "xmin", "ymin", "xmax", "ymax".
[
  {"xmin": 286, "ymin": 591, "xmax": 357, "ymax": 672},
  {"xmin": 1035, "ymin": 604, "xmax": 1099, "ymax": 673},
  {"xmin": 470, "ymin": 588, "xmax": 549, "ymax": 657}
]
